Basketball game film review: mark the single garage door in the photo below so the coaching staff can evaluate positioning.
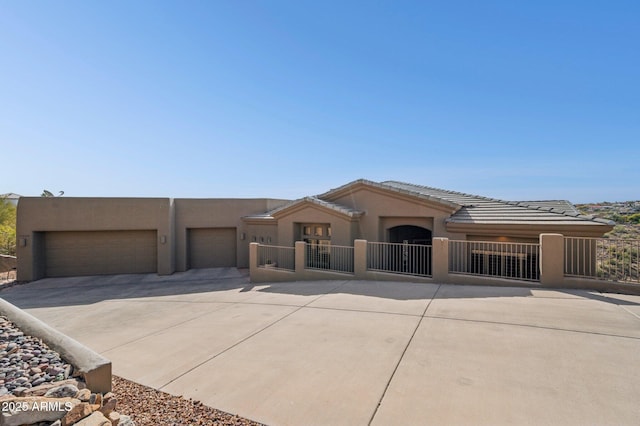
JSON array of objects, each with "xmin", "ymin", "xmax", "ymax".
[
  {"xmin": 188, "ymin": 227, "xmax": 237, "ymax": 269},
  {"xmin": 45, "ymin": 230, "xmax": 157, "ymax": 277}
]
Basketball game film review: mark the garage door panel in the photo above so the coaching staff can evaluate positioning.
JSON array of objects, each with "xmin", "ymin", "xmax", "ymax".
[
  {"xmin": 188, "ymin": 228, "xmax": 236, "ymax": 269},
  {"xmin": 45, "ymin": 231, "xmax": 157, "ymax": 277}
]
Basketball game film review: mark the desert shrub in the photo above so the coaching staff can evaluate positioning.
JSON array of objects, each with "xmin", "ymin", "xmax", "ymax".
[{"xmin": 0, "ymin": 199, "xmax": 16, "ymax": 256}]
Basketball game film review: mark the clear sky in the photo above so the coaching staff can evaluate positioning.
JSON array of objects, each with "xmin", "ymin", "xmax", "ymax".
[{"xmin": 1, "ymin": 1, "xmax": 638, "ymax": 203}]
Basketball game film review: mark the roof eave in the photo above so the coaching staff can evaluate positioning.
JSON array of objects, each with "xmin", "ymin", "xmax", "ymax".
[
  {"xmin": 268, "ymin": 197, "xmax": 364, "ymax": 220},
  {"xmin": 446, "ymin": 222, "xmax": 614, "ymax": 238}
]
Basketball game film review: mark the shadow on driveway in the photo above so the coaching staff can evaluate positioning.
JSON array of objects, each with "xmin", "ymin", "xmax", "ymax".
[{"xmin": 3, "ymin": 268, "xmax": 637, "ymax": 311}]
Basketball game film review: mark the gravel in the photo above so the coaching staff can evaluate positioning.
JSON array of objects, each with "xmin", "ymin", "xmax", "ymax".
[
  {"xmin": 112, "ymin": 375, "xmax": 265, "ymax": 426},
  {"xmin": 0, "ymin": 315, "xmax": 74, "ymax": 395}
]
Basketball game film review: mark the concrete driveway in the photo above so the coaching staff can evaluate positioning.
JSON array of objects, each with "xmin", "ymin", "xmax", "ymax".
[{"xmin": 2, "ymin": 269, "xmax": 639, "ymax": 425}]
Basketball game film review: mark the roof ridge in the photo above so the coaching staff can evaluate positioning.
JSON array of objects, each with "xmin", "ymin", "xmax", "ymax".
[
  {"xmin": 261, "ymin": 196, "xmax": 364, "ymax": 218},
  {"xmin": 382, "ymin": 180, "xmax": 504, "ymax": 204},
  {"xmin": 318, "ymin": 179, "xmax": 461, "ymax": 210}
]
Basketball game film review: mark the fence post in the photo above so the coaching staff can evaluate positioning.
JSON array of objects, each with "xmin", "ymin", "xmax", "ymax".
[
  {"xmin": 540, "ymin": 234, "xmax": 565, "ymax": 287},
  {"xmin": 295, "ymin": 241, "xmax": 306, "ymax": 274},
  {"xmin": 354, "ymin": 239, "xmax": 367, "ymax": 279},
  {"xmin": 249, "ymin": 242, "xmax": 258, "ymax": 282},
  {"xmin": 432, "ymin": 237, "xmax": 449, "ymax": 282}
]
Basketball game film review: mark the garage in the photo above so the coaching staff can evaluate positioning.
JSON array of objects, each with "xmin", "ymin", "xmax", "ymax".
[
  {"xmin": 188, "ymin": 227, "xmax": 237, "ymax": 269},
  {"xmin": 44, "ymin": 230, "xmax": 157, "ymax": 277}
]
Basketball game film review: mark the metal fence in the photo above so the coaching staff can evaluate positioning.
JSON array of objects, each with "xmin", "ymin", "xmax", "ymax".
[
  {"xmin": 565, "ymin": 237, "xmax": 639, "ymax": 283},
  {"xmin": 257, "ymin": 244, "xmax": 295, "ymax": 272},
  {"xmin": 449, "ymin": 240, "xmax": 540, "ymax": 282},
  {"xmin": 367, "ymin": 242, "xmax": 432, "ymax": 277},
  {"xmin": 305, "ymin": 243, "xmax": 354, "ymax": 273}
]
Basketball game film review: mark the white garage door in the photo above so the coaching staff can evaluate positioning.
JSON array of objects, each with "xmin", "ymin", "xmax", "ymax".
[
  {"xmin": 188, "ymin": 228, "xmax": 237, "ymax": 269},
  {"xmin": 45, "ymin": 231, "xmax": 157, "ymax": 277}
]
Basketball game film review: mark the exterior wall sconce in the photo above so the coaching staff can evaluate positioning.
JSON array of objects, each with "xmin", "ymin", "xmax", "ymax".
[
  {"xmin": 252, "ymin": 236, "xmax": 257, "ymax": 242},
  {"xmin": 267, "ymin": 237, "xmax": 272, "ymax": 243},
  {"xmin": 240, "ymin": 233, "xmax": 246, "ymax": 240},
  {"xmin": 160, "ymin": 236, "xmax": 167, "ymax": 244},
  {"xmin": 19, "ymin": 238, "xmax": 27, "ymax": 247}
]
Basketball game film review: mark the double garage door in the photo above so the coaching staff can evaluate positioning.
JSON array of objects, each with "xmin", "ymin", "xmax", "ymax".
[
  {"xmin": 44, "ymin": 230, "xmax": 157, "ymax": 277},
  {"xmin": 188, "ymin": 228, "xmax": 237, "ymax": 269}
]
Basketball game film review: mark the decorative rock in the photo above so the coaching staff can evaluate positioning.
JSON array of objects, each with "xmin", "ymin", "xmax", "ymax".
[
  {"xmin": 24, "ymin": 379, "xmax": 84, "ymax": 397},
  {"xmin": 0, "ymin": 316, "xmax": 75, "ymax": 399},
  {"xmin": 117, "ymin": 414, "xmax": 135, "ymax": 426},
  {"xmin": 32, "ymin": 377, "xmax": 46, "ymax": 387},
  {"xmin": 61, "ymin": 402, "xmax": 93, "ymax": 426},
  {"xmin": 107, "ymin": 410, "xmax": 121, "ymax": 426},
  {"xmin": 12, "ymin": 386, "xmax": 28, "ymax": 396},
  {"xmin": 64, "ymin": 364, "xmax": 73, "ymax": 379},
  {"xmin": 76, "ymin": 388, "xmax": 92, "ymax": 402},
  {"xmin": 90, "ymin": 392, "xmax": 103, "ymax": 407},
  {"xmin": 100, "ymin": 393, "xmax": 117, "ymax": 416},
  {"xmin": 44, "ymin": 384, "xmax": 80, "ymax": 398},
  {"xmin": 74, "ymin": 411, "xmax": 111, "ymax": 426}
]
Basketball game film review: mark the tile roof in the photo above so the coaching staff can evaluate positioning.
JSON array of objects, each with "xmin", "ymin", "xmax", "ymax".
[
  {"xmin": 246, "ymin": 179, "xmax": 613, "ymax": 227},
  {"xmin": 317, "ymin": 179, "xmax": 460, "ymax": 210},
  {"xmin": 515, "ymin": 200, "xmax": 580, "ymax": 215},
  {"xmin": 245, "ymin": 196, "xmax": 364, "ymax": 219},
  {"xmin": 380, "ymin": 181, "xmax": 613, "ymax": 226}
]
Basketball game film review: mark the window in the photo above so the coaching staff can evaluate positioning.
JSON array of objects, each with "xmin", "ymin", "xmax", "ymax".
[
  {"xmin": 301, "ymin": 224, "xmax": 331, "ymax": 268},
  {"xmin": 301, "ymin": 224, "xmax": 331, "ymax": 241}
]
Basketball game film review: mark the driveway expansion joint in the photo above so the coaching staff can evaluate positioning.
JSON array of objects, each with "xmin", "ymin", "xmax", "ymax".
[
  {"xmin": 157, "ymin": 280, "xmax": 350, "ymax": 391},
  {"xmin": 101, "ymin": 302, "xmax": 239, "ymax": 353},
  {"xmin": 368, "ymin": 283, "xmax": 442, "ymax": 426},
  {"xmin": 422, "ymin": 314, "xmax": 640, "ymax": 340}
]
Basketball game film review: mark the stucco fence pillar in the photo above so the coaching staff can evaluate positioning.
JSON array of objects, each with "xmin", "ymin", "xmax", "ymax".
[
  {"xmin": 431, "ymin": 237, "xmax": 450, "ymax": 283},
  {"xmin": 539, "ymin": 233, "xmax": 566, "ymax": 287},
  {"xmin": 294, "ymin": 241, "xmax": 306, "ymax": 274},
  {"xmin": 354, "ymin": 240, "xmax": 367, "ymax": 279}
]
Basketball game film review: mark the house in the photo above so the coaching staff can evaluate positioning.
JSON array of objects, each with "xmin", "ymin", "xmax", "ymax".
[
  {"xmin": 15, "ymin": 179, "xmax": 613, "ymax": 282},
  {"xmin": 1, "ymin": 193, "xmax": 21, "ymax": 206}
]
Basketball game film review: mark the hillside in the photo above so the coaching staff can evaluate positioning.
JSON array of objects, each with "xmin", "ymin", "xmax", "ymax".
[{"xmin": 575, "ymin": 200, "xmax": 640, "ymax": 239}]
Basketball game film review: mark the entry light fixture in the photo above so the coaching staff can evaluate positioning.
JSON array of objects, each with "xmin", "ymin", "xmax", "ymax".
[
  {"xmin": 160, "ymin": 235, "xmax": 167, "ymax": 244},
  {"xmin": 240, "ymin": 233, "xmax": 246, "ymax": 240}
]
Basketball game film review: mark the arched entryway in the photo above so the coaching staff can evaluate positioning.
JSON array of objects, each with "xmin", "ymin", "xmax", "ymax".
[
  {"xmin": 381, "ymin": 225, "xmax": 433, "ymax": 275},
  {"xmin": 388, "ymin": 225, "xmax": 432, "ymax": 245}
]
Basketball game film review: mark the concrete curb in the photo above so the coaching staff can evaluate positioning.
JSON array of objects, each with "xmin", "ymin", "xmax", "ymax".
[{"xmin": 0, "ymin": 298, "xmax": 112, "ymax": 393}]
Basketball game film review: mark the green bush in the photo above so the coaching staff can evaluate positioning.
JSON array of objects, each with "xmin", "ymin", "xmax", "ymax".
[{"xmin": 0, "ymin": 198, "xmax": 16, "ymax": 256}]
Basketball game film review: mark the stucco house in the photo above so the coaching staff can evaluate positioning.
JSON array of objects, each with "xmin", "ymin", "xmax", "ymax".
[{"xmin": 16, "ymin": 179, "xmax": 613, "ymax": 282}]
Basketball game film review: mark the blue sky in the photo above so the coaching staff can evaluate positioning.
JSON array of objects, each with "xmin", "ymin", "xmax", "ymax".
[{"xmin": 1, "ymin": 1, "xmax": 638, "ymax": 203}]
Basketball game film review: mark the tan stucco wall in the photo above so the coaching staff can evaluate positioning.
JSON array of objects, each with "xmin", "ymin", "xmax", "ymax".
[
  {"xmin": 17, "ymin": 197, "xmax": 290, "ymax": 280},
  {"xmin": 174, "ymin": 199, "xmax": 288, "ymax": 271},
  {"xmin": 274, "ymin": 206, "xmax": 356, "ymax": 247},
  {"xmin": 328, "ymin": 187, "xmax": 465, "ymax": 241},
  {"xmin": 17, "ymin": 197, "xmax": 173, "ymax": 281}
]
